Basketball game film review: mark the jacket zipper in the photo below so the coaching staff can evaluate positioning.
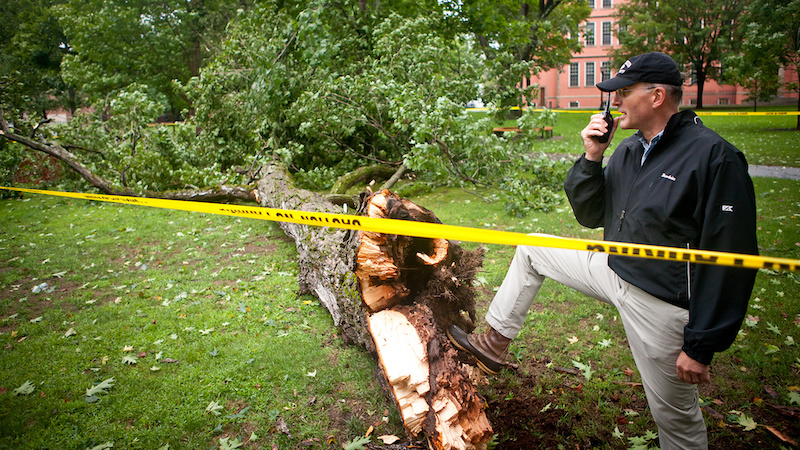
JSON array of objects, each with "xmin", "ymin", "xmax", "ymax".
[{"xmin": 618, "ymin": 165, "xmax": 643, "ymax": 233}]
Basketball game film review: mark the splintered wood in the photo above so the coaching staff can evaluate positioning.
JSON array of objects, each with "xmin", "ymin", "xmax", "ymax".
[
  {"xmin": 369, "ymin": 309, "xmax": 492, "ymax": 450},
  {"xmin": 356, "ymin": 189, "xmax": 449, "ymax": 312},
  {"xmin": 358, "ymin": 190, "xmax": 492, "ymax": 450},
  {"xmin": 368, "ymin": 310, "xmax": 431, "ymax": 436}
]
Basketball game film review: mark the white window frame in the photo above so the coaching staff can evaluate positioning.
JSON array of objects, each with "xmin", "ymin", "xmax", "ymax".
[
  {"xmin": 602, "ymin": 22, "xmax": 613, "ymax": 46},
  {"xmin": 569, "ymin": 63, "xmax": 580, "ymax": 87}
]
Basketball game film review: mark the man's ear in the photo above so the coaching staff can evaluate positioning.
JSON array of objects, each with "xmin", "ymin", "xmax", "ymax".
[{"xmin": 651, "ymin": 86, "xmax": 667, "ymax": 109}]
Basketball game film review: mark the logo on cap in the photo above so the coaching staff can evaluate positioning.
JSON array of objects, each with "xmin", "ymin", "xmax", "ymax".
[{"xmin": 618, "ymin": 60, "xmax": 632, "ymax": 74}]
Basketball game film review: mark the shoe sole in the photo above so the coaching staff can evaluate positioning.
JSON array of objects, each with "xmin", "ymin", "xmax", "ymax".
[{"xmin": 446, "ymin": 328, "xmax": 500, "ymax": 376}]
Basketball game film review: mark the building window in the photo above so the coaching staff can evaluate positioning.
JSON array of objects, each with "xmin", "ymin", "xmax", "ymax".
[
  {"xmin": 585, "ymin": 62, "xmax": 595, "ymax": 87},
  {"xmin": 585, "ymin": 22, "xmax": 595, "ymax": 46},
  {"xmin": 602, "ymin": 22, "xmax": 613, "ymax": 46},
  {"xmin": 569, "ymin": 101, "xmax": 580, "ymax": 108},
  {"xmin": 587, "ymin": 0, "xmax": 595, "ymax": 8},
  {"xmin": 569, "ymin": 63, "xmax": 580, "ymax": 87},
  {"xmin": 602, "ymin": 0, "xmax": 612, "ymax": 8},
  {"xmin": 601, "ymin": 61, "xmax": 611, "ymax": 82},
  {"xmin": 719, "ymin": 98, "xmax": 729, "ymax": 105}
]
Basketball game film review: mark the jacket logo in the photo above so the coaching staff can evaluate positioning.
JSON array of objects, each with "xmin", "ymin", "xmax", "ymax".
[
  {"xmin": 661, "ymin": 173, "xmax": 677, "ymax": 182},
  {"xmin": 722, "ymin": 205, "xmax": 734, "ymax": 212}
]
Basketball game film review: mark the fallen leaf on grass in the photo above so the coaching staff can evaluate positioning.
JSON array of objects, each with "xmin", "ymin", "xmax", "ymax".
[
  {"xmin": 276, "ymin": 418, "xmax": 292, "ymax": 438},
  {"xmin": 219, "ymin": 437, "xmax": 243, "ymax": 450},
  {"xmin": 765, "ymin": 426, "xmax": 797, "ymax": 446},
  {"xmin": 764, "ymin": 385, "xmax": 780, "ymax": 399},
  {"xmin": 13, "ymin": 381, "xmax": 35, "ymax": 396},
  {"xmin": 378, "ymin": 435, "xmax": 400, "ymax": 444},
  {"xmin": 571, "ymin": 360, "xmax": 594, "ymax": 380},
  {"xmin": 205, "ymin": 400, "xmax": 224, "ymax": 416},
  {"xmin": 735, "ymin": 413, "xmax": 758, "ymax": 431},
  {"xmin": 85, "ymin": 377, "xmax": 115, "ymax": 402}
]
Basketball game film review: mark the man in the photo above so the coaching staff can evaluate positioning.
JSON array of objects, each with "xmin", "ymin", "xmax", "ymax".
[{"xmin": 448, "ymin": 52, "xmax": 758, "ymax": 449}]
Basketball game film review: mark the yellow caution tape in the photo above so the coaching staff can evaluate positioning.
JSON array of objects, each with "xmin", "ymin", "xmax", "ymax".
[
  {"xmin": 466, "ymin": 107, "xmax": 800, "ymax": 116},
  {"xmin": 2, "ymin": 186, "xmax": 798, "ymax": 273}
]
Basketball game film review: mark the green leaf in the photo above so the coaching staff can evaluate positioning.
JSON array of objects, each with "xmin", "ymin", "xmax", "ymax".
[
  {"xmin": 343, "ymin": 436, "xmax": 371, "ymax": 450},
  {"xmin": 86, "ymin": 443, "xmax": 114, "ymax": 450},
  {"xmin": 224, "ymin": 406, "xmax": 250, "ymax": 421},
  {"xmin": 788, "ymin": 391, "xmax": 800, "ymax": 406},
  {"xmin": 735, "ymin": 413, "xmax": 758, "ymax": 431},
  {"xmin": 597, "ymin": 338, "xmax": 613, "ymax": 349},
  {"xmin": 765, "ymin": 344, "xmax": 780, "ymax": 355},
  {"xmin": 13, "ymin": 380, "xmax": 35, "ymax": 396},
  {"xmin": 571, "ymin": 360, "xmax": 594, "ymax": 380},
  {"xmin": 206, "ymin": 400, "xmax": 224, "ymax": 416},
  {"xmin": 219, "ymin": 437, "xmax": 243, "ymax": 450},
  {"xmin": 766, "ymin": 322, "xmax": 782, "ymax": 335},
  {"xmin": 85, "ymin": 377, "xmax": 115, "ymax": 397},
  {"xmin": 612, "ymin": 426, "xmax": 624, "ymax": 439}
]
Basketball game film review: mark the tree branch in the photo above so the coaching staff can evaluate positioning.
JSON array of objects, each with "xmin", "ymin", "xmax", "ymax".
[{"xmin": 0, "ymin": 107, "xmax": 256, "ymax": 202}]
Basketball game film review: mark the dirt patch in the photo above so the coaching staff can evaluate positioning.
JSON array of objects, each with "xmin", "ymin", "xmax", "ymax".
[
  {"xmin": 0, "ymin": 277, "xmax": 82, "ymax": 320},
  {"xmin": 480, "ymin": 359, "xmax": 800, "ymax": 450}
]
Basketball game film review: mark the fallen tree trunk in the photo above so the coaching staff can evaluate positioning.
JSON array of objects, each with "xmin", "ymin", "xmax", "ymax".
[{"xmin": 256, "ymin": 160, "xmax": 493, "ymax": 449}]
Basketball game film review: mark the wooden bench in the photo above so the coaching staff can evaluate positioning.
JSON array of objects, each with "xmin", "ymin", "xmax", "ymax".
[
  {"xmin": 537, "ymin": 126, "xmax": 554, "ymax": 139},
  {"xmin": 492, "ymin": 126, "xmax": 553, "ymax": 139}
]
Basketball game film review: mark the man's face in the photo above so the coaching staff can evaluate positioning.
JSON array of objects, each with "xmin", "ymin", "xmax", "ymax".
[{"xmin": 611, "ymin": 83, "xmax": 657, "ymax": 130}]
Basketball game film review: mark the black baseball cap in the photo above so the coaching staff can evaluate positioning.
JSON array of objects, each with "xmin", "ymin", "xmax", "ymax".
[{"xmin": 596, "ymin": 52, "xmax": 683, "ymax": 92}]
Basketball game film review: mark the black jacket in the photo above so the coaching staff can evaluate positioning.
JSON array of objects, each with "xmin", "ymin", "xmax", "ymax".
[{"xmin": 564, "ymin": 109, "xmax": 758, "ymax": 364}]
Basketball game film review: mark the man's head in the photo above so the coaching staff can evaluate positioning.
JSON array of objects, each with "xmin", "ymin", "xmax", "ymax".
[
  {"xmin": 597, "ymin": 52, "xmax": 684, "ymax": 106},
  {"xmin": 599, "ymin": 53, "xmax": 684, "ymax": 139}
]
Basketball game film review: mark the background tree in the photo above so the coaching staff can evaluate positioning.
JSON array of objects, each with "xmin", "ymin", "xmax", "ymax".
[
  {"xmin": 55, "ymin": 0, "xmax": 252, "ymax": 117},
  {"xmin": 721, "ymin": 22, "xmax": 784, "ymax": 112},
  {"xmin": 612, "ymin": 0, "xmax": 747, "ymax": 109},
  {"xmin": 740, "ymin": 0, "xmax": 800, "ymax": 128},
  {"xmin": 450, "ymin": 0, "xmax": 590, "ymax": 115},
  {"xmin": 0, "ymin": 0, "xmax": 73, "ymax": 193},
  {"xmin": 2, "ymin": 0, "xmax": 570, "ymax": 214}
]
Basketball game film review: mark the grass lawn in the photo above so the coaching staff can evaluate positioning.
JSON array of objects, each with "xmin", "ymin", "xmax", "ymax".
[
  {"xmin": 502, "ymin": 106, "xmax": 800, "ymax": 168},
  {"xmin": 1, "ymin": 110, "xmax": 799, "ymax": 449}
]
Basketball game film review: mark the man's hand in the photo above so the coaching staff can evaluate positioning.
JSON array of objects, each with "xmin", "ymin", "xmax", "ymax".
[
  {"xmin": 580, "ymin": 113, "xmax": 619, "ymax": 162},
  {"xmin": 676, "ymin": 351, "xmax": 711, "ymax": 385}
]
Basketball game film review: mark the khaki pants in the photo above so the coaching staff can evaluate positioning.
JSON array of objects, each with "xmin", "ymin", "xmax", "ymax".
[{"xmin": 486, "ymin": 237, "xmax": 707, "ymax": 450}]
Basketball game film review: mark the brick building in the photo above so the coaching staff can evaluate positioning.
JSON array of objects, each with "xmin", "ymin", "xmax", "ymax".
[{"xmin": 526, "ymin": 0, "xmax": 799, "ymax": 110}]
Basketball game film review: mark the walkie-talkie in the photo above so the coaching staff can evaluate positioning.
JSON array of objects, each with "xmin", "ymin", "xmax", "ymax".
[{"xmin": 596, "ymin": 91, "xmax": 613, "ymax": 143}]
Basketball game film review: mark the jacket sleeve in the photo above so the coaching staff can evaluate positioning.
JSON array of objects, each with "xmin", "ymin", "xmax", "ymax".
[
  {"xmin": 564, "ymin": 155, "xmax": 606, "ymax": 229},
  {"xmin": 682, "ymin": 150, "xmax": 759, "ymax": 365}
]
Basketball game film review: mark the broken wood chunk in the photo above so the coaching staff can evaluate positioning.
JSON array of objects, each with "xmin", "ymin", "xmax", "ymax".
[
  {"xmin": 368, "ymin": 309, "xmax": 430, "ymax": 436},
  {"xmin": 369, "ymin": 306, "xmax": 492, "ymax": 450},
  {"xmin": 417, "ymin": 238, "xmax": 449, "ymax": 266}
]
